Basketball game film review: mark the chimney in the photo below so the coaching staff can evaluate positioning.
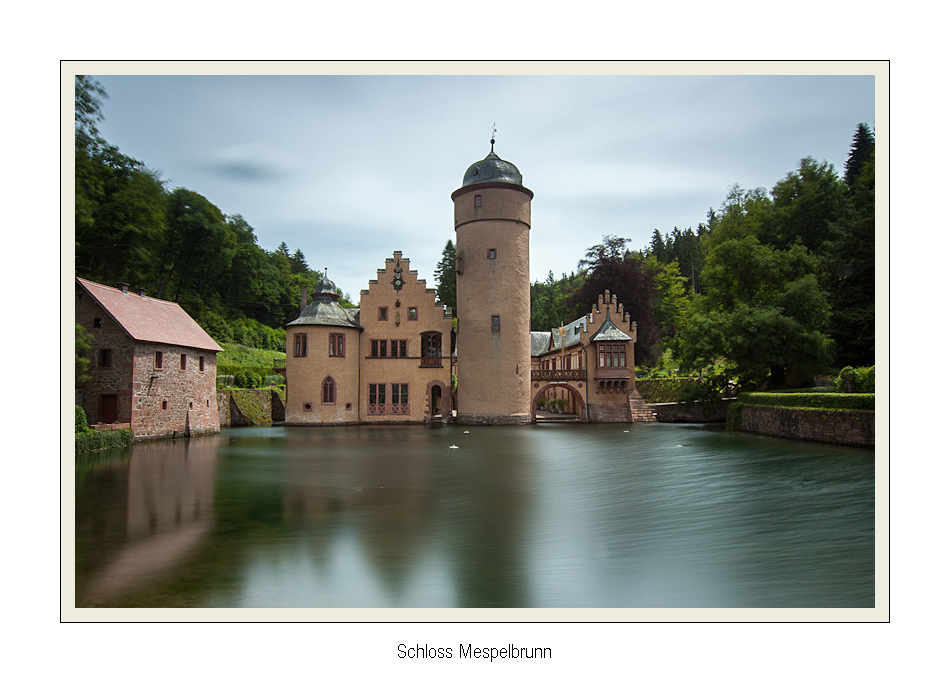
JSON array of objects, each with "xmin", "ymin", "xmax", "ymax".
[
  {"xmin": 119, "ymin": 283, "xmax": 129, "ymax": 294},
  {"xmin": 135, "ymin": 288, "xmax": 147, "ymax": 298},
  {"xmin": 300, "ymin": 285, "xmax": 309, "ymax": 312}
]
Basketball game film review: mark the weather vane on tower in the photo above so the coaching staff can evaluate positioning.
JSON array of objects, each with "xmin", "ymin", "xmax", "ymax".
[{"xmin": 491, "ymin": 122, "xmax": 497, "ymax": 151}]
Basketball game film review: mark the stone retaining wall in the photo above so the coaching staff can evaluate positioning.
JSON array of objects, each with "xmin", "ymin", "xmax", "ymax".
[
  {"xmin": 730, "ymin": 404, "xmax": 874, "ymax": 448},
  {"xmin": 650, "ymin": 399, "xmax": 733, "ymax": 423},
  {"xmin": 217, "ymin": 389, "xmax": 285, "ymax": 426}
]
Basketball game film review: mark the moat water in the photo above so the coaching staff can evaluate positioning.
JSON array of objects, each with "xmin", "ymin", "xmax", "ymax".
[{"xmin": 74, "ymin": 423, "xmax": 875, "ymax": 608}]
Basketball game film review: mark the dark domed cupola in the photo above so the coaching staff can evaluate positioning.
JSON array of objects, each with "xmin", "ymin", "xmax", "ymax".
[{"xmin": 462, "ymin": 149, "xmax": 524, "ymax": 187}]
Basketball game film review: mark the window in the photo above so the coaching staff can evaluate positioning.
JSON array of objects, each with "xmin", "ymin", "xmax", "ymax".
[
  {"xmin": 371, "ymin": 339, "xmax": 383, "ymax": 357},
  {"xmin": 379, "ymin": 307, "xmax": 388, "ymax": 321},
  {"xmin": 395, "ymin": 340, "xmax": 408, "ymax": 358},
  {"xmin": 475, "ymin": 194, "xmax": 482, "ymax": 207},
  {"xmin": 294, "ymin": 333, "xmax": 308, "ymax": 357},
  {"xmin": 162, "ymin": 400, "xmax": 168, "ymax": 410},
  {"xmin": 368, "ymin": 383, "xmax": 386, "ymax": 414},
  {"xmin": 329, "ymin": 333, "xmax": 346, "ymax": 357},
  {"xmin": 93, "ymin": 318, "xmax": 102, "ymax": 328},
  {"xmin": 421, "ymin": 332, "xmax": 442, "ymax": 367},
  {"xmin": 487, "ymin": 248, "xmax": 496, "ymax": 259},
  {"xmin": 598, "ymin": 343, "xmax": 626, "ymax": 368},
  {"xmin": 392, "ymin": 383, "xmax": 410, "ymax": 414},
  {"xmin": 322, "ymin": 377, "xmax": 336, "ymax": 404},
  {"xmin": 155, "ymin": 351, "xmax": 163, "ymax": 369},
  {"xmin": 97, "ymin": 349, "xmax": 112, "ymax": 368},
  {"xmin": 180, "ymin": 354, "xmax": 187, "ymax": 371},
  {"xmin": 303, "ymin": 402, "xmax": 313, "ymax": 411},
  {"xmin": 199, "ymin": 356, "xmax": 205, "ymax": 371},
  {"xmin": 408, "ymin": 307, "xmax": 418, "ymax": 321},
  {"xmin": 491, "ymin": 315, "xmax": 500, "ymax": 331}
]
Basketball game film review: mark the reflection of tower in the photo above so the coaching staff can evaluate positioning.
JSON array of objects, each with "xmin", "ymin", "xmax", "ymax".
[{"xmin": 452, "ymin": 139, "xmax": 532, "ymax": 424}]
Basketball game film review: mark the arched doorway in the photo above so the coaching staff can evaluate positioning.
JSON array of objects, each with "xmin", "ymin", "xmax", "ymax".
[
  {"xmin": 430, "ymin": 384, "xmax": 443, "ymax": 417},
  {"xmin": 532, "ymin": 383, "xmax": 586, "ymax": 421}
]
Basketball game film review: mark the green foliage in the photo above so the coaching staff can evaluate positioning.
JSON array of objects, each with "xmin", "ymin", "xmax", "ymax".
[
  {"xmin": 75, "ymin": 405, "xmax": 90, "ymax": 434},
  {"xmin": 435, "ymin": 240, "xmax": 458, "ymax": 314},
  {"xmin": 74, "ymin": 79, "xmax": 326, "ymax": 353},
  {"xmin": 75, "ymin": 324, "xmax": 93, "ymax": 384},
  {"xmin": 76, "ymin": 428, "xmax": 135, "ymax": 454},
  {"xmin": 228, "ymin": 388, "xmax": 274, "ymax": 424},
  {"xmin": 736, "ymin": 391, "xmax": 874, "ymax": 411},
  {"xmin": 531, "ymin": 270, "xmax": 583, "ymax": 331},
  {"xmin": 635, "ymin": 378, "xmax": 700, "ymax": 403},
  {"xmin": 678, "ymin": 236, "xmax": 832, "ymax": 388},
  {"xmin": 835, "ymin": 365, "xmax": 875, "ymax": 393}
]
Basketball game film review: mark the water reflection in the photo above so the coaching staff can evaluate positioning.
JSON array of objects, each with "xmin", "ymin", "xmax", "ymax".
[{"xmin": 74, "ymin": 424, "xmax": 874, "ymax": 608}]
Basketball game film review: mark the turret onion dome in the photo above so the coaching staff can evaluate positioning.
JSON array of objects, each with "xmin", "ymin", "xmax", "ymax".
[
  {"xmin": 462, "ymin": 149, "xmax": 524, "ymax": 187},
  {"xmin": 286, "ymin": 274, "xmax": 361, "ymax": 329}
]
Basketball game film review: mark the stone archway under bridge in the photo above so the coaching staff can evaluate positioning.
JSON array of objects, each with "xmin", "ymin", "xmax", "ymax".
[{"xmin": 531, "ymin": 381, "xmax": 587, "ymax": 422}]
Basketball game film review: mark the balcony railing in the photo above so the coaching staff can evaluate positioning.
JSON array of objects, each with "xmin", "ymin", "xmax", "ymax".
[{"xmin": 531, "ymin": 368, "xmax": 586, "ymax": 382}]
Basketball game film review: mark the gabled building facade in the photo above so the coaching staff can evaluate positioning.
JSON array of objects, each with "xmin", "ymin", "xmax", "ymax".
[
  {"xmin": 530, "ymin": 289, "xmax": 655, "ymax": 423},
  {"xmin": 283, "ymin": 252, "xmax": 454, "ymax": 425},
  {"xmin": 75, "ymin": 277, "xmax": 223, "ymax": 440}
]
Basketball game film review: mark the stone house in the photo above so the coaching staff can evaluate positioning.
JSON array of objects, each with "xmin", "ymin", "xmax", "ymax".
[{"xmin": 75, "ymin": 277, "xmax": 223, "ymax": 440}]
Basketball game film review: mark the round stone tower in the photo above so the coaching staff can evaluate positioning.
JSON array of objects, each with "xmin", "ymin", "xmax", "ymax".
[{"xmin": 451, "ymin": 141, "xmax": 533, "ymax": 425}]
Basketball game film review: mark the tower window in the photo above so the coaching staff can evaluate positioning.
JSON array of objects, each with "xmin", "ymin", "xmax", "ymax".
[
  {"xmin": 487, "ymin": 248, "xmax": 496, "ymax": 259},
  {"xmin": 329, "ymin": 333, "xmax": 346, "ymax": 357},
  {"xmin": 180, "ymin": 354, "xmax": 187, "ymax": 371},
  {"xmin": 322, "ymin": 377, "xmax": 336, "ymax": 404},
  {"xmin": 199, "ymin": 356, "xmax": 205, "ymax": 371},
  {"xmin": 155, "ymin": 351, "xmax": 163, "ymax": 369},
  {"xmin": 475, "ymin": 194, "xmax": 482, "ymax": 207},
  {"xmin": 294, "ymin": 333, "xmax": 308, "ymax": 357},
  {"xmin": 492, "ymin": 315, "xmax": 500, "ymax": 331}
]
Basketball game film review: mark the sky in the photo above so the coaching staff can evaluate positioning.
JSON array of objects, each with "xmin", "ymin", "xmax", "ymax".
[{"xmin": 88, "ymin": 67, "xmax": 876, "ymax": 305}]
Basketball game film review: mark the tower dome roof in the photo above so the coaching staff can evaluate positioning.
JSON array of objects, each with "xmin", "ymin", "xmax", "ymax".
[{"xmin": 462, "ymin": 149, "xmax": 524, "ymax": 187}]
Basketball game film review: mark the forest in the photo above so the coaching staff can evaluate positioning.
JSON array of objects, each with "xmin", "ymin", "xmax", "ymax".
[
  {"xmin": 74, "ymin": 76, "xmax": 345, "ymax": 353},
  {"xmin": 76, "ymin": 76, "xmax": 875, "ymax": 390}
]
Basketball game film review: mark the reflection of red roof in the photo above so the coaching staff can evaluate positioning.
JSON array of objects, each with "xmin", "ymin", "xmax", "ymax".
[{"xmin": 77, "ymin": 278, "xmax": 223, "ymax": 353}]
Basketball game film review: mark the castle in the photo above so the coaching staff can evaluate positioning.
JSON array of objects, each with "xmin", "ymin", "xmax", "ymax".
[{"xmin": 283, "ymin": 143, "xmax": 654, "ymax": 425}]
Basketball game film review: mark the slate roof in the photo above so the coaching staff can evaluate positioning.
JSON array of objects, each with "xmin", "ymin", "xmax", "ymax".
[
  {"xmin": 590, "ymin": 314, "xmax": 633, "ymax": 342},
  {"xmin": 550, "ymin": 315, "xmax": 588, "ymax": 351},
  {"xmin": 530, "ymin": 331, "xmax": 552, "ymax": 357},
  {"xmin": 76, "ymin": 278, "xmax": 223, "ymax": 352},
  {"xmin": 286, "ymin": 296, "xmax": 361, "ymax": 329}
]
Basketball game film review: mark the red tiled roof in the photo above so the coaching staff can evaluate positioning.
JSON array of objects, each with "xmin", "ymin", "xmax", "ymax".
[{"xmin": 76, "ymin": 278, "xmax": 223, "ymax": 352}]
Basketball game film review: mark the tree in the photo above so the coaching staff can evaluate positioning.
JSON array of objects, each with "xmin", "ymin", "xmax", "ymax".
[
  {"xmin": 568, "ymin": 235, "xmax": 663, "ymax": 365},
  {"xmin": 434, "ymin": 240, "xmax": 457, "ymax": 314},
  {"xmin": 824, "ymin": 149, "xmax": 875, "ymax": 366},
  {"xmin": 289, "ymin": 249, "xmax": 309, "ymax": 275},
  {"xmin": 769, "ymin": 157, "xmax": 845, "ymax": 253},
  {"xmin": 678, "ymin": 236, "xmax": 832, "ymax": 388},
  {"xmin": 844, "ymin": 123, "xmax": 875, "ymax": 191}
]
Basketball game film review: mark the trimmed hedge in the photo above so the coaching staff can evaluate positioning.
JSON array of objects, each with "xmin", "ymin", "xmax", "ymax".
[
  {"xmin": 76, "ymin": 428, "xmax": 134, "ymax": 454},
  {"xmin": 636, "ymin": 377, "xmax": 700, "ymax": 403},
  {"xmin": 736, "ymin": 392, "xmax": 874, "ymax": 411}
]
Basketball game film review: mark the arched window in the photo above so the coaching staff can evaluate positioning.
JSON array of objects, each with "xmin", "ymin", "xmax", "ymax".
[
  {"xmin": 322, "ymin": 377, "xmax": 335, "ymax": 404},
  {"xmin": 421, "ymin": 332, "xmax": 442, "ymax": 367}
]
